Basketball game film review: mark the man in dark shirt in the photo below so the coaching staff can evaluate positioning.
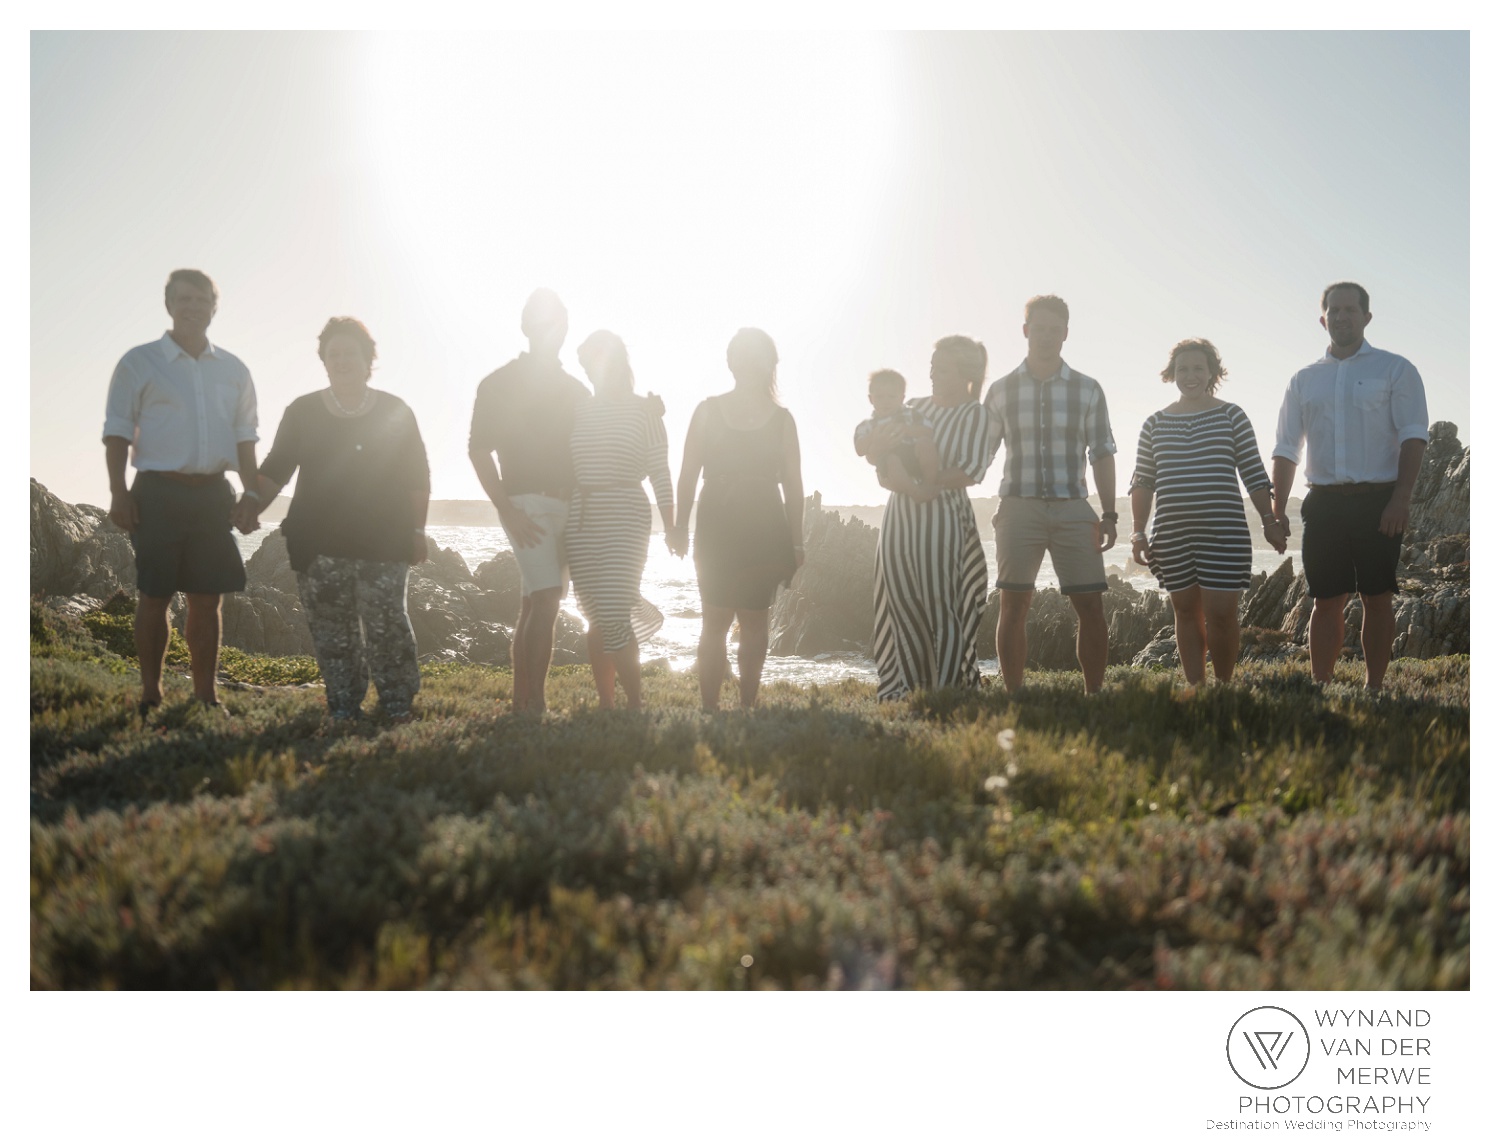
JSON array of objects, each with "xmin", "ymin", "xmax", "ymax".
[{"xmin": 469, "ymin": 289, "xmax": 590, "ymax": 713}]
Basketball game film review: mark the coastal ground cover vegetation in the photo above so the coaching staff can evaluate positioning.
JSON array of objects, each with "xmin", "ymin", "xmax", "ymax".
[{"xmin": 31, "ymin": 602, "xmax": 1468, "ymax": 989}]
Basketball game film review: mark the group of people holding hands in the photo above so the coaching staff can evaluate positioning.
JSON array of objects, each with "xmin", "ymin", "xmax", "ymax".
[
  {"xmin": 103, "ymin": 275, "xmax": 805, "ymax": 721},
  {"xmin": 856, "ymin": 287, "xmax": 1428, "ymax": 700},
  {"xmin": 102, "ymin": 272, "xmax": 1427, "ymax": 723}
]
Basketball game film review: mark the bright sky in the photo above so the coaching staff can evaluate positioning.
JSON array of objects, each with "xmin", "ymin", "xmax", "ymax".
[{"xmin": 31, "ymin": 30, "xmax": 1469, "ymax": 509}]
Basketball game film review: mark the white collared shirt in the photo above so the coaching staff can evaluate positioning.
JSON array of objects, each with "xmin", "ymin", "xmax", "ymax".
[
  {"xmin": 1271, "ymin": 340, "xmax": 1428, "ymax": 486},
  {"xmin": 101, "ymin": 332, "xmax": 258, "ymax": 474}
]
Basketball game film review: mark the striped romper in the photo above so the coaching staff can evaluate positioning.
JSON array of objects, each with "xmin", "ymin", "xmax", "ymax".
[{"xmin": 1130, "ymin": 401, "xmax": 1271, "ymax": 593}]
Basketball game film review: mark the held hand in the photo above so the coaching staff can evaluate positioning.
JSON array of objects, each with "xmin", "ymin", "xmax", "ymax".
[
  {"xmin": 412, "ymin": 530, "xmax": 430, "ymax": 565},
  {"xmin": 1096, "ymin": 519, "xmax": 1118, "ymax": 553},
  {"xmin": 231, "ymin": 497, "xmax": 261, "ymax": 535},
  {"xmin": 665, "ymin": 527, "xmax": 689, "ymax": 558},
  {"xmin": 1131, "ymin": 536, "xmax": 1152, "ymax": 566},
  {"xmin": 499, "ymin": 503, "xmax": 544, "ymax": 548},
  {"xmin": 108, "ymin": 489, "xmax": 138, "ymax": 533},
  {"xmin": 1263, "ymin": 519, "xmax": 1288, "ymax": 555},
  {"xmin": 1378, "ymin": 495, "xmax": 1411, "ymax": 538}
]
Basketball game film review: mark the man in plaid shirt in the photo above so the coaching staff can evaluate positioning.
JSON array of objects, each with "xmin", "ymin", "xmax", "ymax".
[{"xmin": 982, "ymin": 294, "xmax": 1118, "ymax": 693}]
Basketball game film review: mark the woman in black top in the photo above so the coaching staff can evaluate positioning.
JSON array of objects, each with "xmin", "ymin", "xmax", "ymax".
[
  {"xmin": 669, "ymin": 328, "xmax": 804, "ymax": 712},
  {"xmin": 248, "ymin": 317, "xmax": 431, "ymax": 722}
]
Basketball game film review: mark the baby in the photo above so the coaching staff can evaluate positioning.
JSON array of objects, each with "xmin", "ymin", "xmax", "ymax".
[{"xmin": 852, "ymin": 369, "xmax": 938, "ymax": 496}]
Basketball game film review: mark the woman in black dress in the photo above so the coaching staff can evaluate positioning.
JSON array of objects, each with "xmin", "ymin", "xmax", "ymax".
[
  {"xmin": 246, "ymin": 317, "xmax": 430, "ymax": 723},
  {"xmin": 669, "ymin": 328, "xmax": 804, "ymax": 711}
]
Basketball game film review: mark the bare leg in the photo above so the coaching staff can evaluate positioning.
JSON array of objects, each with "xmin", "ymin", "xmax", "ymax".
[
  {"xmin": 997, "ymin": 588, "xmax": 1033, "ymax": 694},
  {"xmin": 1309, "ymin": 594, "xmax": 1348, "ymax": 683},
  {"xmin": 1069, "ymin": 591, "xmax": 1108, "ymax": 694},
  {"xmin": 135, "ymin": 593, "xmax": 173, "ymax": 706},
  {"xmin": 183, "ymin": 593, "xmax": 222, "ymax": 702},
  {"xmin": 736, "ymin": 609, "xmax": 770, "ymax": 710},
  {"xmin": 1201, "ymin": 588, "xmax": 1242, "ymax": 683},
  {"xmin": 518, "ymin": 587, "xmax": 563, "ymax": 713},
  {"xmin": 698, "ymin": 605, "xmax": 735, "ymax": 712},
  {"xmin": 611, "ymin": 636, "xmax": 643, "ymax": 711},
  {"xmin": 1358, "ymin": 591, "xmax": 1396, "ymax": 691},
  {"xmin": 1169, "ymin": 586, "xmax": 1207, "ymax": 685},
  {"xmin": 586, "ymin": 624, "xmax": 616, "ymax": 709},
  {"xmin": 512, "ymin": 594, "xmax": 534, "ymax": 711}
]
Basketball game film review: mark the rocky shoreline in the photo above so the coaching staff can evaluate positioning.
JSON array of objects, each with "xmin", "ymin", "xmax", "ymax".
[{"xmin": 30, "ymin": 422, "xmax": 1468, "ymax": 674}]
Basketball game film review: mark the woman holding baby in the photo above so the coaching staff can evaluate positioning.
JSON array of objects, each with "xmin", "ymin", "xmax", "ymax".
[{"xmin": 860, "ymin": 337, "xmax": 993, "ymax": 701}]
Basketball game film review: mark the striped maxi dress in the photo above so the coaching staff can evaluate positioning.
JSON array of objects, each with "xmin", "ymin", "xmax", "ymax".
[
  {"xmin": 1130, "ymin": 401, "xmax": 1271, "ymax": 593},
  {"xmin": 872, "ymin": 397, "xmax": 993, "ymax": 701},
  {"xmin": 564, "ymin": 395, "xmax": 674, "ymax": 652}
]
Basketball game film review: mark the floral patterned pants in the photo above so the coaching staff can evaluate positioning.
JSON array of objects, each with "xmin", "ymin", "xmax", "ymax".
[{"xmin": 296, "ymin": 555, "xmax": 420, "ymax": 718}]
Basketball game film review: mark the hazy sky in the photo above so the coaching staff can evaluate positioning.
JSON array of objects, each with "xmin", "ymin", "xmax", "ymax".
[{"xmin": 31, "ymin": 30, "xmax": 1469, "ymax": 509}]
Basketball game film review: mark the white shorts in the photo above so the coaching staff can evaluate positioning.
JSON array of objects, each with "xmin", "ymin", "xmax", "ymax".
[{"xmin": 503, "ymin": 493, "xmax": 570, "ymax": 596}]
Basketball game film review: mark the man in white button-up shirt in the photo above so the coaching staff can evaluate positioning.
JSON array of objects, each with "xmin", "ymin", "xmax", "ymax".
[
  {"xmin": 1270, "ymin": 282, "xmax": 1429, "ymax": 691},
  {"xmin": 101, "ymin": 269, "xmax": 261, "ymax": 715}
]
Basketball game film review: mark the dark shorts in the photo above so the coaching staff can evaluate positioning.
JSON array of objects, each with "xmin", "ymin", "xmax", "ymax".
[
  {"xmin": 1300, "ymin": 484, "xmax": 1402, "ymax": 599},
  {"xmin": 129, "ymin": 472, "xmax": 246, "ymax": 598}
]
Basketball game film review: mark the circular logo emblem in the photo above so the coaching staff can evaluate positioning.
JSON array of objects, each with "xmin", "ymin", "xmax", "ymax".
[{"xmin": 1226, "ymin": 1006, "xmax": 1311, "ymax": 1089}]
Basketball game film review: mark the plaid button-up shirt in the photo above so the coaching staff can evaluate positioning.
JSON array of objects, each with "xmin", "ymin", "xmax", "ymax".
[{"xmin": 982, "ymin": 359, "xmax": 1116, "ymax": 499}]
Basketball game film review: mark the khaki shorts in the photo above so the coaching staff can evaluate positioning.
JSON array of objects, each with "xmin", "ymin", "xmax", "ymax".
[
  {"xmin": 503, "ymin": 493, "xmax": 570, "ymax": 596},
  {"xmin": 993, "ymin": 496, "xmax": 1106, "ymax": 594}
]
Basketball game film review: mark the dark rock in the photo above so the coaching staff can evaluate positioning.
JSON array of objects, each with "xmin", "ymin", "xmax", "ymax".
[
  {"xmin": 44, "ymin": 594, "xmax": 105, "ymax": 620},
  {"xmin": 244, "ymin": 529, "xmax": 300, "ymax": 595},
  {"xmin": 769, "ymin": 492, "xmax": 879, "ymax": 657},
  {"xmin": 1392, "ymin": 581, "xmax": 1470, "ymax": 660},
  {"xmin": 553, "ymin": 610, "xmax": 588, "ymax": 665},
  {"xmin": 423, "ymin": 539, "xmax": 474, "ymax": 587},
  {"xmin": 213, "ymin": 584, "xmax": 316, "ymax": 657},
  {"xmin": 407, "ymin": 551, "xmax": 512, "ymax": 666},
  {"xmin": 1102, "ymin": 577, "xmax": 1174, "ymax": 664},
  {"xmin": 974, "ymin": 575, "xmax": 1173, "ymax": 670},
  {"xmin": 1406, "ymin": 421, "xmax": 1468, "ymax": 544},
  {"xmin": 31, "ymin": 479, "xmax": 94, "ymax": 594},
  {"xmin": 1131, "ymin": 627, "xmax": 1179, "ymax": 670},
  {"xmin": 1240, "ymin": 558, "xmax": 1298, "ymax": 629},
  {"xmin": 474, "ymin": 551, "xmax": 524, "ymax": 623},
  {"xmin": 30, "ymin": 479, "xmax": 135, "ymax": 600}
]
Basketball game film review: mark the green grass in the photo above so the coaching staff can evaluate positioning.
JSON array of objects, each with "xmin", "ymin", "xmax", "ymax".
[{"xmin": 29, "ymin": 602, "xmax": 1468, "ymax": 989}]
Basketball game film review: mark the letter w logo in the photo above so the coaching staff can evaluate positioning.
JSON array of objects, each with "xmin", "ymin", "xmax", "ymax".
[{"xmin": 1242, "ymin": 1031, "xmax": 1294, "ymax": 1070}]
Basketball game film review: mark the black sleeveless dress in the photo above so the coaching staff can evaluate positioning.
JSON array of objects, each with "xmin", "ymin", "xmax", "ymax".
[{"xmin": 693, "ymin": 397, "xmax": 797, "ymax": 609}]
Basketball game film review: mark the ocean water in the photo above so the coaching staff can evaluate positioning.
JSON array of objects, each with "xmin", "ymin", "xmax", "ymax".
[{"xmin": 237, "ymin": 524, "xmax": 1300, "ymax": 686}]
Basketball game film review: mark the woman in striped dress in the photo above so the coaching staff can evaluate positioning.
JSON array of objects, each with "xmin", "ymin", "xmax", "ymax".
[
  {"xmin": 565, "ymin": 331, "xmax": 676, "ymax": 710},
  {"xmin": 1129, "ymin": 338, "xmax": 1285, "ymax": 686},
  {"xmin": 867, "ymin": 336, "xmax": 994, "ymax": 701}
]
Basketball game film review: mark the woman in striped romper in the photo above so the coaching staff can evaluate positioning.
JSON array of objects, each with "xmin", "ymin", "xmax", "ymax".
[
  {"xmin": 1129, "ymin": 339, "xmax": 1286, "ymax": 686},
  {"xmin": 868, "ymin": 336, "xmax": 994, "ymax": 701},
  {"xmin": 565, "ymin": 331, "xmax": 676, "ymax": 710}
]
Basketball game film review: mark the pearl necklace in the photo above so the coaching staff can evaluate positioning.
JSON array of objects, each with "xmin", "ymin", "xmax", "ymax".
[{"xmin": 329, "ymin": 386, "xmax": 375, "ymax": 417}]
